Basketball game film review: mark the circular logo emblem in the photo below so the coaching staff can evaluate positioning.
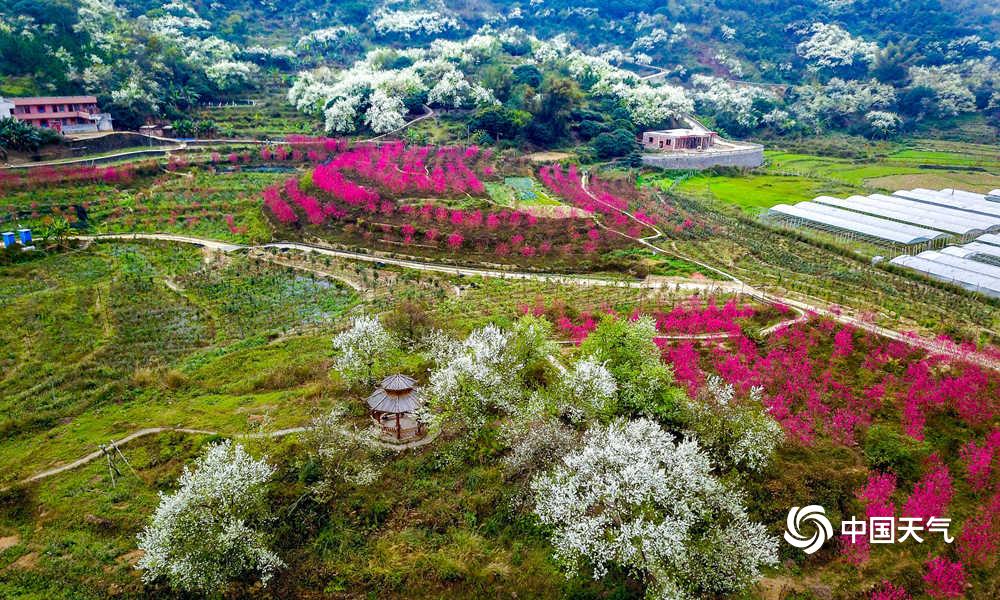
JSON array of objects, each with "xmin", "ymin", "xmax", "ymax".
[{"xmin": 783, "ymin": 505, "xmax": 833, "ymax": 554}]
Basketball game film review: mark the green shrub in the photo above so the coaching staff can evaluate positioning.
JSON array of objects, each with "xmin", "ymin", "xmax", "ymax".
[{"xmin": 863, "ymin": 424, "xmax": 930, "ymax": 482}]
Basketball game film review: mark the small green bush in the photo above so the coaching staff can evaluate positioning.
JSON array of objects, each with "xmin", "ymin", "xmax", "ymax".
[{"xmin": 862, "ymin": 423, "xmax": 930, "ymax": 482}]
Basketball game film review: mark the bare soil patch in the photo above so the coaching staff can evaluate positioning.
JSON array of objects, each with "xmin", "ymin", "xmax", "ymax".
[
  {"xmin": 0, "ymin": 535, "xmax": 20, "ymax": 551},
  {"xmin": 8, "ymin": 551, "xmax": 38, "ymax": 570},
  {"xmin": 526, "ymin": 151, "xmax": 574, "ymax": 163}
]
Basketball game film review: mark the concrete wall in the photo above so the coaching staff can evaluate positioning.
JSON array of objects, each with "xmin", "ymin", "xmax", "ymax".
[{"xmin": 641, "ymin": 146, "xmax": 764, "ymax": 170}]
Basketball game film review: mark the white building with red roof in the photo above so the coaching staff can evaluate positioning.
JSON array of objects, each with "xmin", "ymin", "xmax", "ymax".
[{"xmin": 3, "ymin": 96, "xmax": 113, "ymax": 133}]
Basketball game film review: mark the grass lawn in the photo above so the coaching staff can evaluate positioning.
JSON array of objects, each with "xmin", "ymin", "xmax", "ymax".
[
  {"xmin": 668, "ymin": 172, "xmax": 856, "ymax": 213},
  {"xmin": 664, "ymin": 141, "xmax": 1000, "ymax": 215},
  {"xmin": 485, "ymin": 178, "xmax": 562, "ymax": 209}
]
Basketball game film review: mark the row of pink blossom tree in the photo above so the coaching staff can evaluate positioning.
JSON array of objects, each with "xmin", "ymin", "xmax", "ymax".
[{"xmin": 0, "ymin": 162, "xmax": 146, "ymax": 191}]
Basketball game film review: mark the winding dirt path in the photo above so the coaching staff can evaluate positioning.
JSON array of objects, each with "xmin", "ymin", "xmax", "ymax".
[{"xmin": 8, "ymin": 423, "xmax": 440, "ymax": 490}]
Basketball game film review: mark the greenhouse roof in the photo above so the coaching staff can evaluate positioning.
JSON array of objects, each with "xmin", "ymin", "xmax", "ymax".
[
  {"xmin": 818, "ymin": 194, "xmax": 1000, "ymax": 236},
  {"xmin": 977, "ymin": 233, "xmax": 1000, "ymax": 247},
  {"xmin": 915, "ymin": 250, "xmax": 1000, "ymax": 279},
  {"xmin": 942, "ymin": 242, "xmax": 1000, "ymax": 260},
  {"xmin": 889, "ymin": 255, "xmax": 1000, "ymax": 298},
  {"xmin": 769, "ymin": 202, "xmax": 948, "ymax": 245},
  {"xmin": 894, "ymin": 189, "xmax": 1000, "ymax": 219}
]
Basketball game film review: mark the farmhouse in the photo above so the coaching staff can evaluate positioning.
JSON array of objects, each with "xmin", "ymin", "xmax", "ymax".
[
  {"xmin": 3, "ymin": 96, "xmax": 113, "ymax": 133},
  {"xmin": 641, "ymin": 128, "xmax": 718, "ymax": 152}
]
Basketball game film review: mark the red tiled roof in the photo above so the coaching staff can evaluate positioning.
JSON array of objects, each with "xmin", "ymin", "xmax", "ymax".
[{"xmin": 9, "ymin": 96, "xmax": 98, "ymax": 105}]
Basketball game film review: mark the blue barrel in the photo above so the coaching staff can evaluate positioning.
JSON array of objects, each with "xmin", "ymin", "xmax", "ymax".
[
  {"xmin": 1, "ymin": 232, "xmax": 14, "ymax": 248},
  {"xmin": 17, "ymin": 229, "xmax": 32, "ymax": 245}
]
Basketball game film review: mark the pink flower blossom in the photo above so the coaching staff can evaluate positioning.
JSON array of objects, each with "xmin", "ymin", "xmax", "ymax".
[{"xmin": 922, "ymin": 556, "xmax": 965, "ymax": 599}]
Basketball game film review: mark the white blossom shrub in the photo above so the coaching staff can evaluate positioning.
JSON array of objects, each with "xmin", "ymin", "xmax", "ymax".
[
  {"xmin": 136, "ymin": 442, "xmax": 283, "ymax": 593},
  {"xmin": 691, "ymin": 75, "xmax": 777, "ymax": 130},
  {"xmin": 792, "ymin": 78, "xmax": 896, "ymax": 130},
  {"xmin": 531, "ymin": 418, "xmax": 778, "ymax": 599},
  {"xmin": 426, "ymin": 316, "xmax": 556, "ymax": 432},
  {"xmin": 303, "ymin": 406, "xmax": 386, "ymax": 500},
  {"xmin": 427, "ymin": 324, "xmax": 520, "ymax": 428},
  {"xmin": 685, "ymin": 375, "xmax": 784, "ymax": 473},
  {"xmin": 866, "ymin": 110, "xmax": 902, "ymax": 136},
  {"xmin": 427, "ymin": 69, "xmax": 491, "ymax": 108},
  {"xmin": 331, "ymin": 315, "xmax": 396, "ymax": 385},
  {"xmin": 364, "ymin": 88, "xmax": 408, "ymax": 133},
  {"xmin": 556, "ymin": 356, "xmax": 618, "ymax": 421},
  {"xmin": 205, "ymin": 60, "xmax": 259, "ymax": 91},
  {"xmin": 371, "ymin": 8, "xmax": 460, "ymax": 38},
  {"xmin": 795, "ymin": 22, "xmax": 878, "ymax": 69},
  {"xmin": 612, "ymin": 82, "xmax": 694, "ymax": 127},
  {"xmin": 908, "ymin": 65, "xmax": 978, "ymax": 116}
]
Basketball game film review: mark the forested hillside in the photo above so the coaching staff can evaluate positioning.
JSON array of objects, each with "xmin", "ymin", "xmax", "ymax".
[{"xmin": 2, "ymin": 0, "xmax": 996, "ymax": 141}]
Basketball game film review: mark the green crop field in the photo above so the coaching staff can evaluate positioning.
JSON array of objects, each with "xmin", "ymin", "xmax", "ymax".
[
  {"xmin": 663, "ymin": 141, "xmax": 1000, "ymax": 215},
  {"xmin": 0, "ymin": 243, "xmax": 358, "ymax": 479}
]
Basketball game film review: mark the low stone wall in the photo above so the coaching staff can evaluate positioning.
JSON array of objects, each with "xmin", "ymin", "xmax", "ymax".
[{"xmin": 641, "ymin": 145, "xmax": 764, "ymax": 170}]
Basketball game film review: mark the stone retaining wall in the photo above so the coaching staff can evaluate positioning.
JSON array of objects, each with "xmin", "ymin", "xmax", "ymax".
[{"xmin": 641, "ymin": 146, "xmax": 764, "ymax": 170}]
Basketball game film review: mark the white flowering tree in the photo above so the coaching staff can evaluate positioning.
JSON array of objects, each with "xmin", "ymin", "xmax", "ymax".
[
  {"xmin": 691, "ymin": 75, "xmax": 777, "ymax": 133},
  {"xmin": 136, "ymin": 442, "xmax": 283, "ymax": 593},
  {"xmin": 302, "ymin": 406, "xmax": 386, "ymax": 501},
  {"xmin": 205, "ymin": 60, "xmax": 259, "ymax": 91},
  {"xmin": 288, "ymin": 58, "xmax": 435, "ymax": 134},
  {"xmin": 578, "ymin": 316, "xmax": 685, "ymax": 417},
  {"xmin": 865, "ymin": 110, "xmax": 902, "ymax": 137},
  {"xmin": 426, "ymin": 316, "xmax": 556, "ymax": 433},
  {"xmin": 685, "ymin": 375, "xmax": 784, "ymax": 473},
  {"xmin": 555, "ymin": 356, "xmax": 618, "ymax": 422},
  {"xmin": 612, "ymin": 82, "xmax": 694, "ymax": 128},
  {"xmin": 331, "ymin": 315, "xmax": 396, "ymax": 386},
  {"xmin": 364, "ymin": 88, "xmax": 408, "ymax": 133},
  {"xmin": 371, "ymin": 8, "xmax": 460, "ymax": 39},
  {"xmin": 795, "ymin": 22, "xmax": 878, "ymax": 71},
  {"xmin": 908, "ymin": 65, "xmax": 978, "ymax": 116},
  {"xmin": 531, "ymin": 418, "xmax": 778, "ymax": 600},
  {"xmin": 792, "ymin": 78, "xmax": 896, "ymax": 131}
]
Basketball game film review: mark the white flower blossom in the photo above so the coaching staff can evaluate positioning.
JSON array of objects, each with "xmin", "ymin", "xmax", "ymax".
[
  {"xmin": 866, "ymin": 110, "xmax": 902, "ymax": 135},
  {"xmin": 557, "ymin": 356, "xmax": 617, "ymax": 420},
  {"xmin": 205, "ymin": 60, "xmax": 259, "ymax": 91},
  {"xmin": 136, "ymin": 442, "xmax": 282, "ymax": 592},
  {"xmin": 908, "ymin": 65, "xmax": 978, "ymax": 116},
  {"xmin": 331, "ymin": 315, "xmax": 396, "ymax": 385},
  {"xmin": 531, "ymin": 418, "xmax": 778, "ymax": 598},
  {"xmin": 371, "ymin": 8, "xmax": 460, "ymax": 38},
  {"xmin": 364, "ymin": 88, "xmax": 408, "ymax": 133},
  {"xmin": 795, "ymin": 22, "xmax": 878, "ymax": 69}
]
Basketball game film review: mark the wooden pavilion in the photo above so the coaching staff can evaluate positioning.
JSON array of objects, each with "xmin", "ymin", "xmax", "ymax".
[{"xmin": 367, "ymin": 374, "xmax": 426, "ymax": 442}]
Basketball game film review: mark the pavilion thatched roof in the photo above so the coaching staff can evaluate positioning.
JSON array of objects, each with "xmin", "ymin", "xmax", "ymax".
[{"xmin": 367, "ymin": 375, "xmax": 422, "ymax": 414}]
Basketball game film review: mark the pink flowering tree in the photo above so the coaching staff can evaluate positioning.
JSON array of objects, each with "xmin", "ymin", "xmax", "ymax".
[{"xmin": 922, "ymin": 556, "xmax": 965, "ymax": 599}]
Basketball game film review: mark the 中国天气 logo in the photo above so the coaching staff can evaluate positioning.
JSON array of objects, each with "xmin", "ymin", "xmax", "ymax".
[{"xmin": 783, "ymin": 505, "xmax": 834, "ymax": 554}]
